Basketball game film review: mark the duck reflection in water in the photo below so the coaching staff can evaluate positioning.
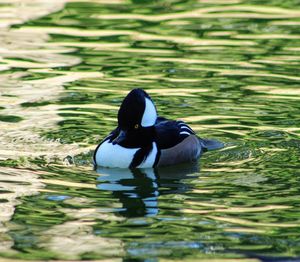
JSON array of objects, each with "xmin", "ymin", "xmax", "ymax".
[{"xmin": 95, "ymin": 162, "xmax": 199, "ymax": 217}]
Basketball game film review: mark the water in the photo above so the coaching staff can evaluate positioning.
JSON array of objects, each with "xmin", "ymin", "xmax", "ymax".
[{"xmin": 0, "ymin": 0, "xmax": 300, "ymax": 260}]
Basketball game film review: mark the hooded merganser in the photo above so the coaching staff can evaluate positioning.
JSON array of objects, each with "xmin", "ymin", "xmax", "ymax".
[{"xmin": 93, "ymin": 88, "xmax": 222, "ymax": 168}]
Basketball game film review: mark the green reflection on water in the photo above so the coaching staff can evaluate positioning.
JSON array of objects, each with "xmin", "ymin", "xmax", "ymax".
[
  {"xmin": 0, "ymin": 0, "xmax": 300, "ymax": 260},
  {"xmin": 0, "ymin": 115, "xmax": 23, "ymax": 123}
]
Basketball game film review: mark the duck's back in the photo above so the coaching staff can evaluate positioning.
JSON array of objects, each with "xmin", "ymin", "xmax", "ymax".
[
  {"xmin": 157, "ymin": 135, "xmax": 202, "ymax": 166},
  {"xmin": 154, "ymin": 119, "xmax": 203, "ymax": 166},
  {"xmin": 155, "ymin": 118, "xmax": 192, "ymax": 148}
]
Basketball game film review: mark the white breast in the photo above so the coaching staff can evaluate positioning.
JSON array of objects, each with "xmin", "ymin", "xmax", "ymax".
[
  {"xmin": 95, "ymin": 140, "xmax": 139, "ymax": 168},
  {"xmin": 95, "ymin": 140, "xmax": 158, "ymax": 168}
]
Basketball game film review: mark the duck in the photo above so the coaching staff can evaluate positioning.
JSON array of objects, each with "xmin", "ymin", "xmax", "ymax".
[{"xmin": 93, "ymin": 88, "xmax": 222, "ymax": 169}]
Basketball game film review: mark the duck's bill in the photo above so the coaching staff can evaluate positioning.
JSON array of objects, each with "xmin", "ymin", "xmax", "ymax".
[{"xmin": 112, "ymin": 130, "xmax": 127, "ymax": 145}]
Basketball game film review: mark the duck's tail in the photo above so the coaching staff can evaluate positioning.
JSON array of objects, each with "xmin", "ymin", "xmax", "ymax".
[{"xmin": 199, "ymin": 138, "xmax": 224, "ymax": 151}]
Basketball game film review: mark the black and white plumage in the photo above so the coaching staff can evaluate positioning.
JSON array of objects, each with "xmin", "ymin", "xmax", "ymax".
[{"xmin": 93, "ymin": 88, "xmax": 222, "ymax": 168}]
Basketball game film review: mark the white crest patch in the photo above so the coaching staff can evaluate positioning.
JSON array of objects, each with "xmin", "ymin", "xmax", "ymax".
[
  {"xmin": 141, "ymin": 98, "xmax": 157, "ymax": 127},
  {"xmin": 95, "ymin": 140, "xmax": 139, "ymax": 168}
]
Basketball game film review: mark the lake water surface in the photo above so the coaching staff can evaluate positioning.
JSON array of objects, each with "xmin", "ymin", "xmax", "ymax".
[{"xmin": 0, "ymin": 0, "xmax": 300, "ymax": 261}]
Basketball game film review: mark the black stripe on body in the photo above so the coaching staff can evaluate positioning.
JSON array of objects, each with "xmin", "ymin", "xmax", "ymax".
[
  {"xmin": 129, "ymin": 144, "xmax": 153, "ymax": 168},
  {"xmin": 155, "ymin": 120, "xmax": 195, "ymax": 150},
  {"xmin": 178, "ymin": 123, "xmax": 195, "ymax": 134}
]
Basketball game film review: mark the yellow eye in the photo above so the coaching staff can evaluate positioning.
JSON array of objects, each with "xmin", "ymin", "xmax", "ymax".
[{"xmin": 134, "ymin": 124, "xmax": 139, "ymax": 129}]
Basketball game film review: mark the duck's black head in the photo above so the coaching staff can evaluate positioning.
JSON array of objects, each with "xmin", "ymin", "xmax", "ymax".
[
  {"xmin": 113, "ymin": 88, "xmax": 157, "ymax": 146},
  {"xmin": 118, "ymin": 88, "xmax": 157, "ymax": 130}
]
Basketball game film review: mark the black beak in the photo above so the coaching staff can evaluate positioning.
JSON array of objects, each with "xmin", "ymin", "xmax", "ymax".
[{"xmin": 112, "ymin": 130, "xmax": 126, "ymax": 145}]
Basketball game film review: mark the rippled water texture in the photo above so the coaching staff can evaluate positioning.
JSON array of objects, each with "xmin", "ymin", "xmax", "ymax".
[{"xmin": 0, "ymin": 0, "xmax": 300, "ymax": 261}]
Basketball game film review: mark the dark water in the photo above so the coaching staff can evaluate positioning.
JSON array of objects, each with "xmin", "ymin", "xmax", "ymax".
[{"xmin": 1, "ymin": 0, "xmax": 300, "ymax": 261}]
